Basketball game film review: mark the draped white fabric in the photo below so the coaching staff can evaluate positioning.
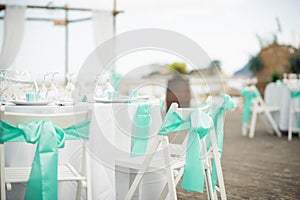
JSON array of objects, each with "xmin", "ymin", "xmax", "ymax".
[
  {"xmin": 0, "ymin": 5, "xmax": 26, "ymax": 69},
  {"xmin": 92, "ymin": 10, "xmax": 114, "ymax": 46}
]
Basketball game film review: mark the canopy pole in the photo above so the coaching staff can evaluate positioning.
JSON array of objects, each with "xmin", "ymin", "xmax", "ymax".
[
  {"xmin": 0, "ymin": 3, "xmax": 124, "ymax": 75},
  {"xmin": 65, "ymin": 6, "xmax": 69, "ymax": 76},
  {"xmin": 113, "ymin": 0, "xmax": 117, "ymax": 36}
]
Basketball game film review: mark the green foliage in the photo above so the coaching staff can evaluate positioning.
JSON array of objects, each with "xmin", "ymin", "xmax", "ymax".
[
  {"xmin": 210, "ymin": 60, "xmax": 222, "ymax": 71},
  {"xmin": 255, "ymin": 17, "xmax": 281, "ymax": 49},
  {"xmin": 249, "ymin": 55, "xmax": 264, "ymax": 74},
  {"xmin": 290, "ymin": 51, "xmax": 300, "ymax": 73},
  {"xmin": 168, "ymin": 62, "xmax": 187, "ymax": 74},
  {"xmin": 271, "ymin": 72, "xmax": 280, "ymax": 82}
]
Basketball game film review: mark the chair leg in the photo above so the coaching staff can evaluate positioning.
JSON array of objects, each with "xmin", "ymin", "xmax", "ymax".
[
  {"xmin": 263, "ymin": 108, "xmax": 282, "ymax": 138},
  {"xmin": 125, "ymin": 137, "xmax": 162, "ymax": 200},
  {"xmin": 85, "ymin": 144, "xmax": 92, "ymax": 200},
  {"xmin": 0, "ymin": 144, "xmax": 6, "ymax": 200},
  {"xmin": 159, "ymin": 168, "xmax": 184, "ymax": 200},
  {"xmin": 76, "ymin": 144, "xmax": 85, "ymax": 200},
  {"xmin": 161, "ymin": 137, "xmax": 177, "ymax": 200},
  {"xmin": 249, "ymin": 111, "xmax": 257, "ymax": 139},
  {"xmin": 288, "ymin": 105, "xmax": 293, "ymax": 141},
  {"xmin": 209, "ymin": 130, "xmax": 226, "ymax": 200},
  {"xmin": 205, "ymin": 167, "xmax": 215, "ymax": 200},
  {"xmin": 76, "ymin": 143, "xmax": 92, "ymax": 200},
  {"xmin": 242, "ymin": 123, "xmax": 248, "ymax": 136},
  {"xmin": 212, "ymin": 153, "xmax": 226, "ymax": 200}
]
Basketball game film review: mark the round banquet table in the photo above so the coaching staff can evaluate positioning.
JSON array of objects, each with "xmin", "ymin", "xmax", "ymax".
[
  {"xmin": 264, "ymin": 82, "xmax": 298, "ymax": 131},
  {"xmin": 1, "ymin": 99, "xmax": 163, "ymax": 200}
]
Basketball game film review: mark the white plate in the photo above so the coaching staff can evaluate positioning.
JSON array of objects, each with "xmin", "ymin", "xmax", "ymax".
[
  {"xmin": 134, "ymin": 96, "xmax": 151, "ymax": 100},
  {"xmin": 9, "ymin": 100, "xmax": 53, "ymax": 106},
  {"xmin": 94, "ymin": 96, "xmax": 132, "ymax": 103}
]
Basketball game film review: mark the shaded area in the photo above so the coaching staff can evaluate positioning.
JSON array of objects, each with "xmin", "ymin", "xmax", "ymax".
[{"xmin": 177, "ymin": 110, "xmax": 300, "ymax": 199}]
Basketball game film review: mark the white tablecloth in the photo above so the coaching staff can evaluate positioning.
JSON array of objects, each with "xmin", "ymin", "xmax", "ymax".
[
  {"xmin": 264, "ymin": 82, "xmax": 298, "ymax": 131},
  {"xmin": 1, "ymin": 99, "xmax": 162, "ymax": 200}
]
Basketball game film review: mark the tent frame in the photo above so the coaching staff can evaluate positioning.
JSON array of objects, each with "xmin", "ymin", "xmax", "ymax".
[{"xmin": 0, "ymin": 3, "xmax": 123, "ymax": 75}]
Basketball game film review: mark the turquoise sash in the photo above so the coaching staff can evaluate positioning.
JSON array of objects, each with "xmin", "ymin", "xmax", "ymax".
[
  {"xmin": 0, "ymin": 119, "xmax": 90, "ymax": 200},
  {"xmin": 290, "ymin": 90, "xmax": 300, "ymax": 99},
  {"xmin": 207, "ymin": 94, "xmax": 236, "ymax": 188},
  {"xmin": 131, "ymin": 103, "xmax": 152, "ymax": 157},
  {"xmin": 112, "ymin": 71, "xmax": 121, "ymax": 91},
  {"xmin": 240, "ymin": 88, "xmax": 259, "ymax": 123},
  {"xmin": 158, "ymin": 94, "xmax": 236, "ymax": 193},
  {"xmin": 290, "ymin": 90, "xmax": 300, "ymax": 128},
  {"xmin": 158, "ymin": 108, "xmax": 212, "ymax": 192}
]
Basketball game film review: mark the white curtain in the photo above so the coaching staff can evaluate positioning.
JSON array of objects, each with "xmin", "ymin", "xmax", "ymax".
[
  {"xmin": 92, "ymin": 10, "xmax": 114, "ymax": 47},
  {"xmin": 0, "ymin": 5, "xmax": 26, "ymax": 69}
]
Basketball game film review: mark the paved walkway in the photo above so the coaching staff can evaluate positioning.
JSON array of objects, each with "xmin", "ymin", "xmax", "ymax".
[{"xmin": 177, "ymin": 110, "xmax": 300, "ymax": 200}]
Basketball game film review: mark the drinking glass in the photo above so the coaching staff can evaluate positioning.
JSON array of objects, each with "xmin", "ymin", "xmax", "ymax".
[
  {"xmin": 46, "ymin": 72, "xmax": 59, "ymax": 101},
  {"xmin": 39, "ymin": 73, "xmax": 49, "ymax": 100},
  {"xmin": 63, "ymin": 73, "xmax": 75, "ymax": 100}
]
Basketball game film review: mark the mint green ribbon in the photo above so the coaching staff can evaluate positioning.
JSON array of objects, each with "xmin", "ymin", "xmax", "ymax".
[
  {"xmin": 131, "ymin": 103, "xmax": 152, "ymax": 157},
  {"xmin": 290, "ymin": 90, "xmax": 300, "ymax": 128},
  {"xmin": 158, "ymin": 109, "xmax": 212, "ymax": 192},
  {"xmin": 160, "ymin": 98, "xmax": 165, "ymax": 112},
  {"xmin": 207, "ymin": 94, "xmax": 236, "ymax": 188},
  {"xmin": 290, "ymin": 90, "xmax": 300, "ymax": 99},
  {"xmin": 158, "ymin": 94, "xmax": 236, "ymax": 193},
  {"xmin": 0, "ymin": 119, "xmax": 90, "ymax": 200},
  {"xmin": 240, "ymin": 88, "xmax": 259, "ymax": 123},
  {"xmin": 181, "ymin": 112, "xmax": 212, "ymax": 192},
  {"xmin": 112, "ymin": 71, "xmax": 121, "ymax": 91}
]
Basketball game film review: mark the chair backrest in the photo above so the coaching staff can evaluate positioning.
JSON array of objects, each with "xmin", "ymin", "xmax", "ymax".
[
  {"xmin": 172, "ymin": 96, "xmax": 212, "ymax": 119},
  {"xmin": 160, "ymin": 96, "xmax": 212, "ymax": 135},
  {"xmin": 159, "ymin": 96, "xmax": 213, "ymax": 149},
  {"xmin": 246, "ymin": 85, "xmax": 265, "ymax": 107}
]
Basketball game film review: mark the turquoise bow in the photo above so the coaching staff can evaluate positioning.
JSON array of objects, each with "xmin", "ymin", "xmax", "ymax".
[
  {"xmin": 290, "ymin": 90, "xmax": 300, "ymax": 99},
  {"xmin": 240, "ymin": 88, "xmax": 259, "ymax": 123},
  {"xmin": 158, "ymin": 109, "xmax": 212, "ymax": 192},
  {"xmin": 131, "ymin": 103, "xmax": 152, "ymax": 157},
  {"xmin": 208, "ymin": 94, "xmax": 236, "ymax": 155},
  {"xmin": 207, "ymin": 94, "xmax": 236, "ymax": 188},
  {"xmin": 158, "ymin": 94, "xmax": 236, "ymax": 193},
  {"xmin": 0, "ymin": 119, "xmax": 90, "ymax": 200}
]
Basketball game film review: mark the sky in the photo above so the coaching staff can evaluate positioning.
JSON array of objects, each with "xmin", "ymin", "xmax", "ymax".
[{"xmin": 0, "ymin": 0, "xmax": 300, "ymax": 76}]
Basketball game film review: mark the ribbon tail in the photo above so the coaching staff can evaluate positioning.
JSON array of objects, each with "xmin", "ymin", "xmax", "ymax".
[
  {"xmin": 181, "ymin": 130, "xmax": 205, "ymax": 192},
  {"xmin": 25, "ymin": 122, "xmax": 58, "ymax": 200},
  {"xmin": 131, "ymin": 104, "xmax": 151, "ymax": 157},
  {"xmin": 211, "ymin": 159, "xmax": 218, "ymax": 189}
]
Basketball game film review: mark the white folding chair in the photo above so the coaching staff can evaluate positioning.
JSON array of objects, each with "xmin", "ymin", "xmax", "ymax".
[
  {"xmin": 287, "ymin": 88, "xmax": 300, "ymax": 141},
  {"xmin": 116, "ymin": 95, "xmax": 227, "ymax": 200},
  {"xmin": 242, "ymin": 85, "xmax": 282, "ymax": 138},
  {"xmin": 0, "ymin": 109, "xmax": 92, "ymax": 200}
]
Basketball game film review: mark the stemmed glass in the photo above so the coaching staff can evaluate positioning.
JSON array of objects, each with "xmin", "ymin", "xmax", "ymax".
[
  {"xmin": 46, "ymin": 72, "xmax": 59, "ymax": 101},
  {"xmin": 94, "ymin": 72, "xmax": 115, "ymax": 99},
  {"xmin": 64, "ymin": 73, "xmax": 75, "ymax": 100},
  {"xmin": 38, "ymin": 73, "xmax": 49, "ymax": 100},
  {"xmin": 0, "ymin": 70, "xmax": 10, "ymax": 102}
]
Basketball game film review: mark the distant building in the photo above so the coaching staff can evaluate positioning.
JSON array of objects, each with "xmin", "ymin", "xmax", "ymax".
[{"xmin": 234, "ymin": 62, "xmax": 254, "ymax": 77}]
